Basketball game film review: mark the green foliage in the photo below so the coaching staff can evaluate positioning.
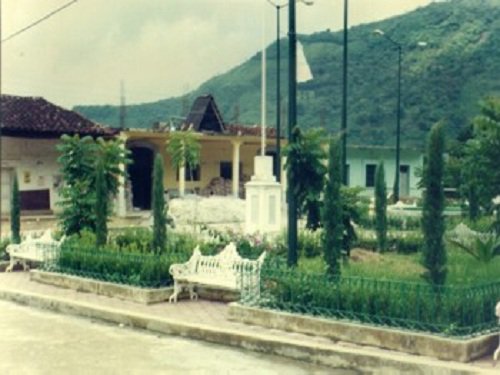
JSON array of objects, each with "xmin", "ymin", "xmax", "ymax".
[
  {"xmin": 56, "ymin": 244, "xmax": 183, "ymax": 288},
  {"xmin": 322, "ymin": 137, "xmax": 343, "ymax": 277},
  {"xmin": 258, "ymin": 261, "xmax": 500, "ymax": 337},
  {"xmin": 166, "ymin": 129, "xmax": 201, "ymax": 180},
  {"xmin": 10, "ymin": 173, "xmax": 20, "ymax": 244},
  {"xmin": 374, "ymin": 163, "xmax": 387, "ymax": 252},
  {"xmin": 56, "ymin": 135, "xmax": 130, "ymax": 236},
  {"xmin": 113, "ymin": 228, "xmax": 153, "ymax": 253},
  {"xmin": 151, "ymin": 154, "xmax": 167, "ymax": 254},
  {"xmin": 94, "ymin": 158, "xmax": 108, "ymax": 247},
  {"xmin": 76, "ymin": 1, "xmax": 500, "ymax": 148},
  {"xmin": 462, "ymin": 97, "xmax": 500, "ymax": 213},
  {"xmin": 0, "ymin": 238, "xmax": 11, "ymax": 261},
  {"xmin": 284, "ymin": 127, "xmax": 327, "ymax": 230},
  {"xmin": 356, "ymin": 231, "xmax": 422, "ymax": 254},
  {"xmin": 422, "ymin": 123, "xmax": 447, "ymax": 286}
]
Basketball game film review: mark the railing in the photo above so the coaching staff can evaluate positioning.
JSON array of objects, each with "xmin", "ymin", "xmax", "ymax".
[
  {"xmin": 241, "ymin": 260, "xmax": 500, "ymax": 338},
  {"xmin": 41, "ymin": 244, "xmax": 188, "ymax": 288}
]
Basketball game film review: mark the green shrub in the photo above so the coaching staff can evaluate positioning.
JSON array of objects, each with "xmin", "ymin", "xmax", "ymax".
[
  {"xmin": 0, "ymin": 238, "xmax": 11, "ymax": 261},
  {"xmin": 258, "ymin": 263, "xmax": 500, "ymax": 336},
  {"xmin": 56, "ymin": 244, "xmax": 187, "ymax": 288},
  {"xmin": 298, "ymin": 229, "xmax": 322, "ymax": 258},
  {"xmin": 113, "ymin": 228, "xmax": 153, "ymax": 253}
]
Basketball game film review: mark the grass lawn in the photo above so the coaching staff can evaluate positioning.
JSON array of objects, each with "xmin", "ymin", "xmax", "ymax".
[{"xmin": 298, "ymin": 245, "xmax": 500, "ymax": 285}]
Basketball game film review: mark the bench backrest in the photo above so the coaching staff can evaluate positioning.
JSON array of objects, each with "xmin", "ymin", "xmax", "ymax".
[{"xmin": 193, "ymin": 242, "xmax": 266, "ymax": 287}]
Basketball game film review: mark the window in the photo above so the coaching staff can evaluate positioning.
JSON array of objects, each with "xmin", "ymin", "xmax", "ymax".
[
  {"xmin": 220, "ymin": 161, "xmax": 232, "ymax": 179},
  {"xmin": 219, "ymin": 161, "xmax": 242, "ymax": 180},
  {"xmin": 365, "ymin": 164, "xmax": 376, "ymax": 187},
  {"xmin": 176, "ymin": 165, "xmax": 200, "ymax": 181},
  {"xmin": 345, "ymin": 164, "xmax": 350, "ymax": 186}
]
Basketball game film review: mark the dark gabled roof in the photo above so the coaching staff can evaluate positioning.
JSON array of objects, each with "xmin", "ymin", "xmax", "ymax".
[
  {"xmin": 0, "ymin": 94, "xmax": 117, "ymax": 137},
  {"xmin": 184, "ymin": 95, "xmax": 225, "ymax": 133}
]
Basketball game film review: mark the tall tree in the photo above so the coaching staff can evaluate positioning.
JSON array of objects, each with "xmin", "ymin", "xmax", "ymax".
[
  {"xmin": 10, "ymin": 173, "xmax": 20, "ymax": 244},
  {"xmin": 166, "ymin": 129, "xmax": 201, "ymax": 193},
  {"xmin": 322, "ymin": 136, "xmax": 343, "ymax": 278},
  {"xmin": 462, "ymin": 97, "xmax": 500, "ymax": 213},
  {"xmin": 422, "ymin": 123, "xmax": 446, "ymax": 286},
  {"xmin": 284, "ymin": 127, "xmax": 327, "ymax": 230},
  {"xmin": 57, "ymin": 135, "xmax": 130, "ymax": 236},
  {"xmin": 151, "ymin": 154, "xmax": 167, "ymax": 254},
  {"xmin": 94, "ymin": 158, "xmax": 108, "ymax": 247},
  {"xmin": 374, "ymin": 162, "xmax": 387, "ymax": 252}
]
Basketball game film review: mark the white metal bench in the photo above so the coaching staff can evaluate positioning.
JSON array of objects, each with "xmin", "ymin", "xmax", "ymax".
[
  {"xmin": 168, "ymin": 242, "xmax": 266, "ymax": 303},
  {"xmin": 6, "ymin": 230, "xmax": 63, "ymax": 272}
]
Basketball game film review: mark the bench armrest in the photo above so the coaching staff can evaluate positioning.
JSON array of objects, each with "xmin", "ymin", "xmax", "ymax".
[{"xmin": 169, "ymin": 245, "xmax": 202, "ymax": 279}]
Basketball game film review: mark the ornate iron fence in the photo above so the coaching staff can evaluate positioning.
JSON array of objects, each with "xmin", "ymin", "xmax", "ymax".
[
  {"xmin": 241, "ymin": 260, "xmax": 500, "ymax": 338},
  {"xmin": 41, "ymin": 244, "xmax": 188, "ymax": 288}
]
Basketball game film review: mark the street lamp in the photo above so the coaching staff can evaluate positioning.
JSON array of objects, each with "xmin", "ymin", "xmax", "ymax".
[
  {"xmin": 374, "ymin": 28, "xmax": 402, "ymax": 203},
  {"xmin": 267, "ymin": 0, "xmax": 313, "ymax": 184},
  {"xmin": 341, "ymin": 0, "xmax": 349, "ymax": 185},
  {"xmin": 286, "ymin": 0, "xmax": 313, "ymax": 266}
]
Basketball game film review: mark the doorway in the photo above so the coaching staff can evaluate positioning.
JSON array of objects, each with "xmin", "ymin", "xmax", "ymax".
[
  {"xmin": 128, "ymin": 147, "xmax": 154, "ymax": 210},
  {"xmin": 399, "ymin": 165, "xmax": 410, "ymax": 197}
]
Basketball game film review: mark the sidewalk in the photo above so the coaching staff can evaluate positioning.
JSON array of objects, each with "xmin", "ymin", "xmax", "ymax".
[{"xmin": 0, "ymin": 271, "xmax": 497, "ymax": 374}]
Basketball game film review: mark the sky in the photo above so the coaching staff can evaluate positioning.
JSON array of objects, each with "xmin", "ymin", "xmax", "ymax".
[{"xmin": 1, "ymin": 0, "xmax": 434, "ymax": 109}]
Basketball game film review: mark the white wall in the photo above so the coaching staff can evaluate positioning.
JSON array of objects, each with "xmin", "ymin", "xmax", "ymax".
[
  {"xmin": 347, "ymin": 147, "xmax": 423, "ymax": 198},
  {"xmin": 1, "ymin": 136, "xmax": 61, "ymax": 214}
]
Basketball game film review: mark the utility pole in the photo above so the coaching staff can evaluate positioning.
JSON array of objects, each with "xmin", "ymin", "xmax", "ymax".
[
  {"xmin": 287, "ymin": 1, "xmax": 298, "ymax": 267},
  {"xmin": 341, "ymin": 0, "xmax": 348, "ymax": 184},
  {"xmin": 119, "ymin": 80, "xmax": 126, "ymax": 129}
]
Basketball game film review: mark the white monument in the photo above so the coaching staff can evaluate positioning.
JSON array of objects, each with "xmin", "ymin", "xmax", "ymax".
[
  {"xmin": 245, "ymin": 6, "xmax": 282, "ymax": 234},
  {"xmin": 245, "ymin": 155, "xmax": 281, "ymax": 234}
]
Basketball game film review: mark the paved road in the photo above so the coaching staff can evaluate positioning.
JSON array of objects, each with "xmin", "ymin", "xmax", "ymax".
[{"xmin": 0, "ymin": 300, "xmax": 360, "ymax": 375}]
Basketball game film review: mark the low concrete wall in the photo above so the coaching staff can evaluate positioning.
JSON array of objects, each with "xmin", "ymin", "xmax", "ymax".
[
  {"xmin": 30, "ymin": 270, "xmax": 172, "ymax": 304},
  {"xmin": 228, "ymin": 303, "xmax": 498, "ymax": 363},
  {"xmin": 30, "ymin": 270, "xmax": 240, "ymax": 304}
]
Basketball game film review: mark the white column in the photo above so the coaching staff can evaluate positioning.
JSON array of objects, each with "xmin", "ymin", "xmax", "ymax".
[
  {"xmin": 179, "ymin": 165, "xmax": 186, "ymax": 197},
  {"xmin": 116, "ymin": 135, "xmax": 127, "ymax": 217},
  {"xmin": 232, "ymin": 140, "xmax": 242, "ymax": 198}
]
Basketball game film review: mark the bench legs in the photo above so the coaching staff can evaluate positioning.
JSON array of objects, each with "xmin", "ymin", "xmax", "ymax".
[
  {"xmin": 5, "ymin": 258, "xmax": 29, "ymax": 272},
  {"xmin": 168, "ymin": 281, "xmax": 198, "ymax": 303}
]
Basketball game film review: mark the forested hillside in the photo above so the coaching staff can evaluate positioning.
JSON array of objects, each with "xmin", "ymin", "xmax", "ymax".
[{"xmin": 75, "ymin": 0, "xmax": 500, "ymax": 147}]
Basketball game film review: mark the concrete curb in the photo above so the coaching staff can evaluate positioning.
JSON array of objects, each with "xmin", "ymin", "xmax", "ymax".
[
  {"xmin": 228, "ymin": 303, "xmax": 497, "ymax": 363},
  {"xmin": 0, "ymin": 287, "xmax": 496, "ymax": 374},
  {"xmin": 30, "ymin": 270, "xmax": 173, "ymax": 304}
]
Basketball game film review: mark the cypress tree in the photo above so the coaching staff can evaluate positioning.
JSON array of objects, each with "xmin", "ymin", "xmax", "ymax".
[
  {"xmin": 374, "ymin": 162, "xmax": 387, "ymax": 252},
  {"xmin": 322, "ymin": 137, "xmax": 343, "ymax": 278},
  {"xmin": 10, "ymin": 173, "xmax": 21, "ymax": 244},
  {"xmin": 422, "ymin": 123, "xmax": 447, "ymax": 286},
  {"xmin": 95, "ymin": 158, "xmax": 108, "ymax": 247},
  {"xmin": 151, "ymin": 154, "xmax": 167, "ymax": 254}
]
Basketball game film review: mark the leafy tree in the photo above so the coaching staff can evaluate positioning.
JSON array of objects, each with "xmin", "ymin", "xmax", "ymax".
[
  {"xmin": 462, "ymin": 97, "xmax": 500, "ymax": 213},
  {"xmin": 284, "ymin": 127, "xmax": 327, "ymax": 230},
  {"xmin": 57, "ymin": 135, "xmax": 130, "ymax": 236},
  {"xmin": 166, "ymin": 129, "xmax": 201, "ymax": 187},
  {"xmin": 94, "ymin": 158, "xmax": 108, "ymax": 247},
  {"xmin": 322, "ymin": 136, "xmax": 343, "ymax": 278},
  {"xmin": 421, "ymin": 123, "xmax": 447, "ymax": 286},
  {"xmin": 10, "ymin": 173, "xmax": 20, "ymax": 244},
  {"xmin": 340, "ymin": 186, "xmax": 366, "ymax": 257},
  {"xmin": 374, "ymin": 162, "xmax": 387, "ymax": 252},
  {"xmin": 151, "ymin": 154, "xmax": 167, "ymax": 254}
]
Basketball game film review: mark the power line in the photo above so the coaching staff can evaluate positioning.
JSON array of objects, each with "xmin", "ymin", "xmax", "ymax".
[{"xmin": 2, "ymin": 0, "xmax": 79, "ymax": 44}]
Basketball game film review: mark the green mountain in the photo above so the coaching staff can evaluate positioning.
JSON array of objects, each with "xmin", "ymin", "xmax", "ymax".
[{"xmin": 75, "ymin": 0, "xmax": 500, "ymax": 147}]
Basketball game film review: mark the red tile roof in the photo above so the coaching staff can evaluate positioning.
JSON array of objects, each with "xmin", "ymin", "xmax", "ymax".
[
  {"xmin": 0, "ymin": 94, "xmax": 117, "ymax": 137},
  {"xmin": 225, "ymin": 123, "xmax": 279, "ymax": 138}
]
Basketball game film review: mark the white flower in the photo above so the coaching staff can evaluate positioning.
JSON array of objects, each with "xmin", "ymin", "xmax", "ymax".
[{"xmin": 493, "ymin": 195, "xmax": 500, "ymax": 206}]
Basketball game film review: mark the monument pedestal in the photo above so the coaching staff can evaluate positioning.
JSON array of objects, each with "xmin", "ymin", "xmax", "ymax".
[{"xmin": 245, "ymin": 156, "xmax": 282, "ymax": 234}]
